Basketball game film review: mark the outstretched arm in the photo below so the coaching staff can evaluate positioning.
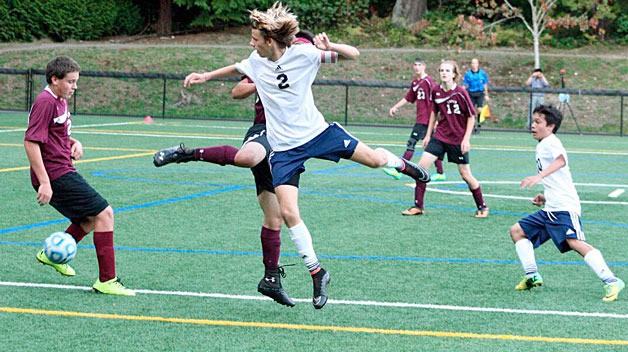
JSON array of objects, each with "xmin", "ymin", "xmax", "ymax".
[
  {"xmin": 314, "ymin": 32, "xmax": 360, "ymax": 60},
  {"xmin": 520, "ymin": 154, "xmax": 567, "ymax": 189},
  {"xmin": 183, "ymin": 65, "xmax": 240, "ymax": 88},
  {"xmin": 231, "ymin": 77, "xmax": 256, "ymax": 99},
  {"xmin": 389, "ymin": 98, "xmax": 409, "ymax": 117}
]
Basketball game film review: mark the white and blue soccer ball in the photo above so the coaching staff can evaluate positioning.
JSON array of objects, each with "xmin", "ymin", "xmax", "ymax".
[{"xmin": 43, "ymin": 232, "xmax": 77, "ymax": 264}]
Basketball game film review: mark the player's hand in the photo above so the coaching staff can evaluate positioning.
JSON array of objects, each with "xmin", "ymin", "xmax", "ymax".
[
  {"xmin": 389, "ymin": 107, "xmax": 398, "ymax": 117},
  {"xmin": 37, "ymin": 183, "xmax": 52, "ymax": 206},
  {"xmin": 183, "ymin": 72, "xmax": 205, "ymax": 88},
  {"xmin": 314, "ymin": 32, "xmax": 331, "ymax": 50},
  {"xmin": 520, "ymin": 175, "xmax": 542, "ymax": 189},
  {"xmin": 461, "ymin": 139, "xmax": 471, "ymax": 154},
  {"xmin": 70, "ymin": 140, "xmax": 83, "ymax": 160},
  {"xmin": 422, "ymin": 135, "xmax": 430, "ymax": 149},
  {"xmin": 531, "ymin": 193, "xmax": 546, "ymax": 206}
]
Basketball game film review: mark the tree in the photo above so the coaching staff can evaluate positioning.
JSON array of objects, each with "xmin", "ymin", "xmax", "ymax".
[
  {"xmin": 392, "ymin": 0, "xmax": 428, "ymax": 27},
  {"xmin": 475, "ymin": 0, "xmax": 616, "ymax": 69},
  {"xmin": 477, "ymin": 0, "xmax": 558, "ymax": 69},
  {"xmin": 156, "ymin": 0, "xmax": 173, "ymax": 36}
]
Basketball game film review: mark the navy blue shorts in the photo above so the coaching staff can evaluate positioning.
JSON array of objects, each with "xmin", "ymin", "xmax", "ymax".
[
  {"xmin": 518, "ymin": 209, "xmax": 585, "ymax": 253},
  {"xmin": 42, "ymin": 172, "xmax": 109, "ymax": 225},
  {"xmin": 424, "ymin": 137, "xmax": 469, "ymax": 164},
  {"xmin": 269, "ymin": 123, "xmax": 358, "ymax": 187}
]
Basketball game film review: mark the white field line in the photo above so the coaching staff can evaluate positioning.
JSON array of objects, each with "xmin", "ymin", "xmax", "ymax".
[
  {"xmin": 404, "ymin": 181, "xmax": 628, "ymax": 206},
  {"xmin": 71, "ymin": 131, "xmax": 243, "ymax": 141},
  {"xmin": 1, "ymin": 280, "xmax": 627, "ymax": 319},
  {"xmin": 2, "ymin": 122, "xmax": 628, "ymax": 156}
]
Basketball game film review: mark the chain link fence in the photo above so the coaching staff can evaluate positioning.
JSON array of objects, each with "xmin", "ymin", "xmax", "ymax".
[{"xmin": 1, "ymin": 68, "xmax": 626, "ymax": 136}]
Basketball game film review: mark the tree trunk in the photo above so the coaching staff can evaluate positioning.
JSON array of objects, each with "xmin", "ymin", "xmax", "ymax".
[
  {"xmin": 156, "ymin": 0, "xmax": 173, "ymax": 36},
  {"xmin": 392, "ymin": 0, "xmax": 427, "ymax": 27}
]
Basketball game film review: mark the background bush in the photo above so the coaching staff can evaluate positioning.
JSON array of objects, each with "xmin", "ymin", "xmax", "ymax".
[{"xmin": 0, "ymin": 0, "xmax": 142, "ymax": 42}]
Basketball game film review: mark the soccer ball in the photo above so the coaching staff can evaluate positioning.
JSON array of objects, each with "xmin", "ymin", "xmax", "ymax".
[{"xmin": 43, "ymin": 232, "xmax": 77, "ymax": 264}]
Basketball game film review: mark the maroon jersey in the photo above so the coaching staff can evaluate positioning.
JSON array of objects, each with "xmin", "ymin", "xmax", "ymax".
[
  {"xmin": 431, "ymin": 84, "xmax": 476, "ymax": 145},
  {"xmin": 24, "ymin": 87, "xmax": 75, "ymax": 186},
  {"xmin": 246, "ymin": 77, "xmax": 266, "ymax": 124},
  {"xmin": 404, "ymin": 75, "xmax": 435, "ymax": 125}
]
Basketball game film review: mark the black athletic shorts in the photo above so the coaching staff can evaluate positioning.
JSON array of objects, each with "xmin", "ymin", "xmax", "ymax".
[
  {"xmin": 40, "ymin": 172, "xmax": 109, "ymax": 225},
  {"xmin": 243, "ymin": 124, "xmax": 299, "ymax": 194},
  {"xmin": 406, "ymin": 123, "xmax": 428, "ymax": 150},
  {"xmin": 243, "ymin": 124, "xmax": 274, "ymax": 195},
  {"xmin": 468, "ymin": 91, "xmax": 484, "ymax": 110},
  {"xmin": 424, "ymin": 137, "xmax": 469, "ymax": 164}
]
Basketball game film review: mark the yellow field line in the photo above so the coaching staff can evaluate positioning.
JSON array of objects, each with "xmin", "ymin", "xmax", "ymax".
[
  {"xmin": 0, "ymin": 142, "xmax": 154, "ymax": 152},
  {"xmin": 1, "ymin": 306, "xmax": 626, "ymax": 345},
  {"xmin": 76, "ymin": 128, "xmax": 239, "ymax": 138},
  {"xmin": 0, "ymin": 152, "xmax": 155, "ymax": 173}
]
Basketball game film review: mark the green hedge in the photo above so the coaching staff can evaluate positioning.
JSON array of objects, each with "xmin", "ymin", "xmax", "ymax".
[{"xmin": 0, "ymin": 0, "xmax": 143, "ymax": 42}]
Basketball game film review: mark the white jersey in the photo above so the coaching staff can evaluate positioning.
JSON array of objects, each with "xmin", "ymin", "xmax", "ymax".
[
  {"xmin": 235, "ymin": 45, "xmax": 330, "ymax": 151},
  {"xmin": 536, "ymin": 134, "xmax": 581, "ymax": 215}
]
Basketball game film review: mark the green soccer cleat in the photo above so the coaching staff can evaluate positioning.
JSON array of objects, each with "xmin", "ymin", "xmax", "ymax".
[
  {"xmin": 382, "ymin": 167, "xmax": 402, "ymax": 180},
  {"xmin": 431, "ymin": 173, "xmax": 447, "ymax": 182},
  {"xmin": 36, "ymin": 250, "xmax": 75, "ymax": 276},
  {"xmin": 93, "ymin": 277, "xmax": 136, "ymax": 296},
  {"xmin": 602, "ymin": 279, "xmax": 625, "ymax": 302},
  {"xmin": 515, "ymin": 273, "xmax": 543, "ymax": 290}
]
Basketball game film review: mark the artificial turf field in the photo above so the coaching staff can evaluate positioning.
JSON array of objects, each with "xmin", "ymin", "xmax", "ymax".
[{"xmin": 0, "ymin": 112, "xmax": 626, "ymax": 351}]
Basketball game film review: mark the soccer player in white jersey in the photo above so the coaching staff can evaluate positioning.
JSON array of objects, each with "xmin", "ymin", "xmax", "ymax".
[
  {"xmin": 182, "ymin": 2, "xmax": 430, "ymax": 309},
  {"xmin": 510, "ymin": 105, "xmax": 624, "ymax": 302}
]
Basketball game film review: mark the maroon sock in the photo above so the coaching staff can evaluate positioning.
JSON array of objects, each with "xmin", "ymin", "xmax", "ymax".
[
  {"xmin": 261, "ymin": 226, "xmax": 281, "ymax": 271},
  {"xmin": 434, "ymin": 159, "xmax": 444, "ymax": 174},
  {"xmin": 470, "ymin": 185, "xmax": 487, "ymax": 209},
  {"xmin": 194, "ymin": 146, "xmax": 238, "ymax": 166},
  {"xmin": 414, "ymin": 181, "xmax": 427, "ymax": 209},
  {"xmin": 93, "ymin": 231, "xmax": 116, "ymax": 282},
  {"xmin": 65, "ymin": 223, "xmax": 88, "ymax": 243},
  {"xmin": 403, "ymin": 149, "xmax": 414, "ymax": 161}
]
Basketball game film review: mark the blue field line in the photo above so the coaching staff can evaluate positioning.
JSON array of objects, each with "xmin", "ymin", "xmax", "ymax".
[
  {"xmin": 2, "ymin": 240, "xmax": 627, "ymax": 267},
  {"xmin": 0, "ymin": 186, "xmax": 246, "ymax": 236},
  {"xmin": 2, "ymin": 186, "xmax": 626, "ymax": 236}
]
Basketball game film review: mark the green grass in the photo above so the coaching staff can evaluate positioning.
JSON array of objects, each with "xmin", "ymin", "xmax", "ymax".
[{"xmin": 1, "ymin": 112, "xmax": 627, "ymax": 351}]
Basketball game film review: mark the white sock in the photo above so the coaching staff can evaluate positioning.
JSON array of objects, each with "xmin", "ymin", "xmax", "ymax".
[
  {"xmin": 382, "ymin": 149, "xmax": 403, "ymax": 168},
  {"xmin": 515, "ymin": 239, "xmax": 538, "ymax": 275},
  {"xmin": 584, "ymin": 249, "xmax": 615, "ymax": 283},
  {"xmin": 288, "ymin": 222, "xmax": 319, "ymax": 272}
]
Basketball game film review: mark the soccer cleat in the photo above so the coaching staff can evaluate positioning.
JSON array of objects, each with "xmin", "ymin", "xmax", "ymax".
[
  {"xmin": 257, "ymin": 267, "xmax": 295, "ymax": 307},
  {"xmin": 402, "ymin": 206, "xmax": 424, "ymax": 216},
  {"xmin": 36, "ymin": 249, "xmax": 75, "ymax": 276},
  {"xmin": 92, "ymin": 277, "xmax": 136, "ymax": 296},
  {"xmin": 312, "ymin": 268, "xmax": 331, "ymax": 309},
  {"xmin": 431, "ymin": 173, "xmax": 447, "ymax": 182},
  {"xmin": 602, "ymin": 279, "xmax": 625, "ymax": 302},
  {"xmin": 515, "ymin": 273, "xmax": 543, "ymax": 290},
  {"xmin": 475, "ymin": 207, "xmax": 489, "ymax": 218},
  {"xmin": 382, "ymin": 167, "xmax": 402, "ymax": 180},
  {"xmin": 153, "ymin": 144, "xmax": 195, "ymax": 167},
  {"xmin": 397, "ymin": 158, "xmax": 430, "ymax": 183}
]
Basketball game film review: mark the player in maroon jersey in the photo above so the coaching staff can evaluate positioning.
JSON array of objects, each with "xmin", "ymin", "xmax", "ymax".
[
  {"xmin": 402, "ymin": 60, "xmax": 488, "ymax": 217},
  {"xmin": 387, "ymin": 58, "xmax": 446, "ymax": 182},
  {"xmin": 24, "ymin": 56, "xmax": 134, "ymax": 295}
]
